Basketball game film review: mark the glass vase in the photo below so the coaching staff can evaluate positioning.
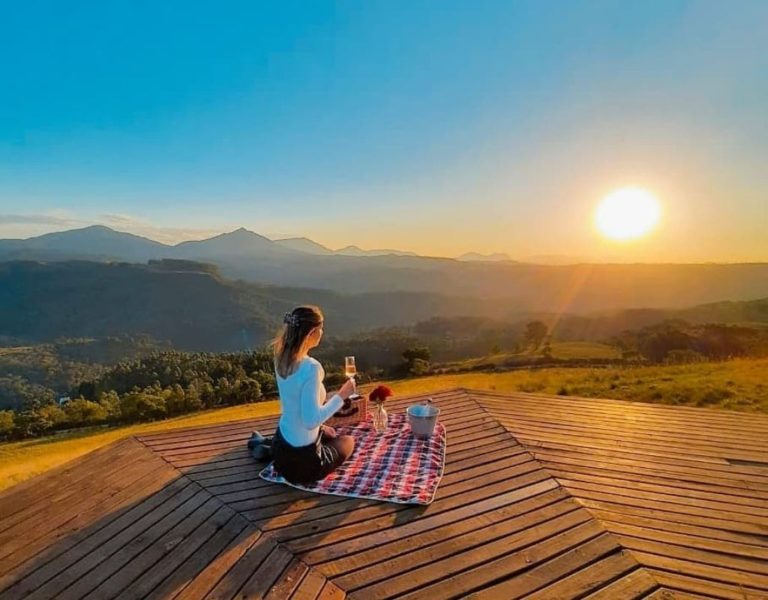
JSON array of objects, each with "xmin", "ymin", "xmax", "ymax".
[{"xmin": 372, "ymin": 402, "xmax": 388, "ymax": 432}]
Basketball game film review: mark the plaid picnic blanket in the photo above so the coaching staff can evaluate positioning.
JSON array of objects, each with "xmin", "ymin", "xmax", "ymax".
[{"xmin": 259, "ymin": 412, "xmax": 446, "ymax": 505}]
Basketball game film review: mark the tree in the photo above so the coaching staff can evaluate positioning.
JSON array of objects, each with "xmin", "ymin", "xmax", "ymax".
[
  {"xmin": 98, "ymin": 390, "xmax": 122, "ymax": 420},
  {"xmin": 120, "ymin": 388, "xmax": 167, "ymax": 421},
  {"xmin": 402, "ymin": 346, "xmax": 431, "ymax": 363},
  {"xmin": 408, "ymin": 358, "xmax": 431, "ymax": 377},
  {"xmin": 0, "ymin": 410, "xmax": 14, "ymax": 439},
  {"xmin": 402, "ymin": 346, "xmax": 431, "ymax": 377},
  {"xmin": 166, "ymin": 384, "xmax": 187, "ymax": 415},
  {"xmin": 184, "ymin": 384, "xmax": 203, "ymax": 412},
  {"xmin": 64, "ymin": 398, "xmax": 107, "ymax": 425},
  {"xmin": 523, "ymin": 321, "xmax": 548, "ymax": 351}
]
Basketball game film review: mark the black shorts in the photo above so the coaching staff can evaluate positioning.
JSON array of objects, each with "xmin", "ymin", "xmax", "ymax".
[{"xmin": 271, "ymin": 426, "xmax": 344, "ymax": 485}]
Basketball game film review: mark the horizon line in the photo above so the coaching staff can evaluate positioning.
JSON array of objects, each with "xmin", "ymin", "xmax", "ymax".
[{"xmin": 1, "ymin": 223, "xmax": 767, "ymax": 266}]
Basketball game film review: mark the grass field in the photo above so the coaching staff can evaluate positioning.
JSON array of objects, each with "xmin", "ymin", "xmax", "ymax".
[
  {"xmin": 444, "ymin": 341, "xmax": 621, "ymax": 369},
  {"xmin": 0, "ymin": 400, "xmax": 279, "ymax": 493},
  {"xmin": 2, "ymin": 357, "xmax": 766, "ymax": 492},
  {"xmin": 390, "ymin": 358, "xmax": 768, "ymax": 414}
]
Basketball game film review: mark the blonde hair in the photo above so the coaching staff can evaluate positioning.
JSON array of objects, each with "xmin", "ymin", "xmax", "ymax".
[{"xmin": 272, "ymin": 305, "xmax": 324, "ymax": 378}]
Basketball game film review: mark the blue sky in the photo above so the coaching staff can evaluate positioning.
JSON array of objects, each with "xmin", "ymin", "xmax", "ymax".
[{"xmin": 1, "ymin": 0, "xmax": 766, "ymax": 261}]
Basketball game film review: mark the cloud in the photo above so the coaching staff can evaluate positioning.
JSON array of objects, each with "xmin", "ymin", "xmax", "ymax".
[
  {"xmin": 96, "ymin": 214, "xmax": 224, "ymax": 244},
  {"xmin": 99, "ymin": 213, "xmax": 147, "ymax": 227},
  {"xmin": 0, "ymin": 214, "xmax": 85, "ymax": 226},
  {"xmin": 0, "ymin": 212, "xmax": 225, "ymax": 244}
]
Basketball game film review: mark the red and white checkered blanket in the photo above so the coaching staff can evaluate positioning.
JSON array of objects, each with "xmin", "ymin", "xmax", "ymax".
[{"xmin": 259, "ymin": 412, "xmax": 446, "ymax": 505}]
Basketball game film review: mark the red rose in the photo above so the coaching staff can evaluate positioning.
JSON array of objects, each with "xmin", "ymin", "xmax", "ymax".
[{"xmin": 369, "ymin": 385, "xmax": 393, "ymax": 404}]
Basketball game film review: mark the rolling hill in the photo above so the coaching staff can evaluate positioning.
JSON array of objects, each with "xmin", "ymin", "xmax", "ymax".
[{"xmin": 0, "ymin": 260, "xmax": 515, "ymax": 350}]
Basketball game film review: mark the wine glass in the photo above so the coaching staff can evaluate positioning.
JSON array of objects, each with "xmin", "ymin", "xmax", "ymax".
[
  {"xmin": 344, "ymin": 356, "xmax": 360, "ymax": 400},
  {"xmin": 344, "ymin": 356, "xmax": 357, "ymax": 379}
]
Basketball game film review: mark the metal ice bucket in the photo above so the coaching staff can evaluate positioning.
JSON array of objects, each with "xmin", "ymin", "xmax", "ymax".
[{"xmin": 407, "ymin": 401, "xmax": 440, "ymax": 438}]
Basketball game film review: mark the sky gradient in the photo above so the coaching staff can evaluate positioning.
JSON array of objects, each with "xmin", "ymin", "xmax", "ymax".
[{"xmin": 1, "ymin": 0, "xmax": 766, "ymax": 262}]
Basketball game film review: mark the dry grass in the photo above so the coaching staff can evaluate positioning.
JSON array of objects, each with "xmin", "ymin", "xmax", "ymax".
[
  {"xmin": 0, "ymin": 400, "xmax": 280, "ymax": 492},
  {"xmin": 386, "ymin": 358, "xmax": 768, "ymax": 414}
]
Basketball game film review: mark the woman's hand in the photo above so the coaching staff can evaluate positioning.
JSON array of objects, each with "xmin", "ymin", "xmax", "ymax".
[
  {"xmin": 338, "ymin": 377, "xmax": 356, "ymax": 400},
  {"xmin": 321, "ymin": 425, "xmax": 338, "ymax": 438}
]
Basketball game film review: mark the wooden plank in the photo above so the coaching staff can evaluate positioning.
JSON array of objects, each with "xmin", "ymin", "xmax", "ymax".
[
  {"xmin": 486, "ymin": 408, "xmax": 768, "ymax": 453},
  {"xmin": 554, "ymin": 476, "xmax": 768, "ymax": 517},
  {"xmin": 284, "ymin": 475, "xmax": 558, "ymax": 555},
  {"xmin": 582, "ymin": 569, "xmax": 660, "ymax": 599},
  {"xmin": 0, "ymin": 447, "xmax": 170, "ymax": 567},
  {"xmin": 145, "ymin": 513, "xmax": 250, "ymax": 600},
  {"xmin": 524, "ymin": 441, "xmax": 768, "ymax": 485},
  {"xmin": 317, "ymin": 580, "xmax": 346, "ymax": 600},
  {"xmin": 330, "ymin": 498, "xmax": 581, "ymax": 589},
  {"xmin": 462, "ymin": 535, "xmax": 624, "ymax": 599},
  {"xmin": 1, "ymin": 476, "xmax": 192, "ymax": 600},
  {"xmin": 650, "ymin": 569, "xmax": 768, "ymax": 600},
  {"xmin": 0, "ymin": 439, "xmax": 152, "ymax": 535},
  {"xmin": 202, "ymin": 534, "xmax": 278, "ymax": 600},
  {"xmin": 571, "ymin": 489, "xmax": 768, "ymax": 535},
  {"xmin": 260, "ymin": 467, "xmax": 552, "ymax": 541},
  {"xmin": 113, "ymin": 502, "xmax": 239, "ymax": 599},
  {"xmin": 477, "ymin": 389, "xmax": 768, "ymax": 432},
  {"xmin": 502, "ymin": 548, "xmax": 638, "ymax": 599},
  {"xmin": 24, "ymin": 483, "xmax": 204, "ymax": 600},
  {"xmin": 472, "ymin": 390, "xmax": 768, "ymax": 433},
  {"xmin": 641, "ymin": 590, "xmax": 683, "ymax": 600},
  {"xmin": 578, "ymin": 497, "xmax": 768, "ymax": 538},
  {"xmin": 0, "ymin": 457, "xmax": 178, "ymax": 581},
  {"xmin": 479, "ymin": 398, "xmax": 768, "ymax": 449},
  {"xmin": 264, "ymin": 558, "xmax": 310, "ymax": 600},
  {"xmin": 53, "ymin": 489, "xmax": 213, "ymax": 600},
  {"xmin": 588, "ymin": 507, "xmax": 768, "ymax": 550},
  {"xmin": 536, "ymin": 455, "xmax": 768, "ymax": 497},
  {"xmin": 605, "ymin": 520, "xmax": 768, "ymax": 561},
  {"xmin": 237, "ymin": 544, "xmax": 294, "ymax": 599},
  {"xmin": 617, "ymin": 536, "xmax": 768, "ymax": 578},
  {"xmin": 172, "ymin": 527, "xmax": 264, "ymax": 600},
  {"xmin": 289, "ymin": 569, "xmax": 332, "ymax": 600},
  {"xmin": 632, "ymin": 552, "xmax": 768, "ymax": 590},
  {"xmin": 0, "ymin": 438, "xmax": 140, "ymax": 517},
  {"xmin": 502, "ymin": 421, "xmax": 768, "ymax": 466},
  {"xmin": 0, "ymin": 446, "xmax": 177, "ymax": 572},
  {"xmin": 504, "ymin": 426, "xmax": 744, "ymax": 466},
  {"xmin": 351, "ymin": 512, "xmax": 602, "ymax": 598},
  {"xmin": 298, "ymin": 483, "xmax": 564, "ymax": 569}
]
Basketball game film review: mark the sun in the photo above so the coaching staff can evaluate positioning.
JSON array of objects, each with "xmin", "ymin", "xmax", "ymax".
[{"xmin": 595, "ymin": 187, "xmax": 661, "ymax": 240}]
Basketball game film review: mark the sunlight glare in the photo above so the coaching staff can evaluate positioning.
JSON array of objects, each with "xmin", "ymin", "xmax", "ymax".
[{"xmin": 595, "ymin": 187, "xmax": 661, "ymax": 240}]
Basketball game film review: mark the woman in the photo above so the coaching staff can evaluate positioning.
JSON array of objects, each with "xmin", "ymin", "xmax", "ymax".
[{"xmin": 271, "ymin": 305, "xmax": 356, "ymax": 484}]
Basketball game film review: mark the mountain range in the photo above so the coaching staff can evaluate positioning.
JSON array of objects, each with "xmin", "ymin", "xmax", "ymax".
[
  {"xmin": 2, "ymin": 226, "xmax": 768, "ymax": 312},
  {"xmin": 2, "ymin": 259, "xmax": 766, "ymax": 352}
]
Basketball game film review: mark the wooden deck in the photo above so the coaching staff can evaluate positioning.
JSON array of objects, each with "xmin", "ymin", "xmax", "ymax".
[{"xmin": 0, "ymin": 388, "xmax": 766, "ymax": 599}]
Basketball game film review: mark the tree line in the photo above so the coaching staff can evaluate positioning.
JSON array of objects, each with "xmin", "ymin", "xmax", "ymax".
[{"xmin": 2, "ymin": 317, "xmax": 766, "ymax": 440}]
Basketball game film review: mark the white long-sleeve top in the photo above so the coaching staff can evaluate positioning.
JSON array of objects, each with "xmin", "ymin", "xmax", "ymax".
[{"xmin": 276, "ymin": 356, "xmax": 344, "ymax": 447}]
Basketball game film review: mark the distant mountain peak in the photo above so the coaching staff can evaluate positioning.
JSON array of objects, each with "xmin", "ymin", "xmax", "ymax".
[
  {"xmin": 457, "ymin": 252, "xmax": 514, "ymax": 262},
  {"xmin": 274, "ymin": 237, "xmax": 334, "ymax": 255},
  {"xmin": 335, "ymin": 245, "xmax": 418, "ymax": 257}
]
